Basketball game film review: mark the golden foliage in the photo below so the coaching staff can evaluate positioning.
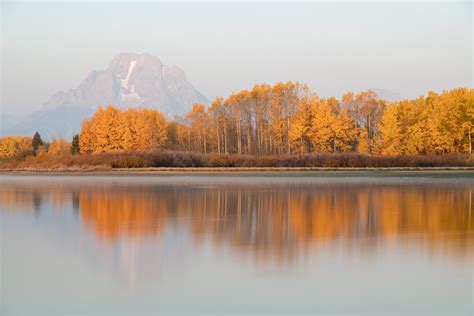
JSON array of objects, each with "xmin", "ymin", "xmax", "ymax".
[
  {"xmin": 289, "ymin": 97, "xmax": 313, "ymax": 153},
  {"xmin": 310, "ymin": 97, "xmax": 338, "ymax": 152},
  {"xmin": 48, "ymin": 139, "xmax": 71, "ymax": 156},
  {"xmin": 379, "ymin": 104, "xmax": 401, "ymax": 155},
  {"xmin": 379, "ymin": 88, "xmax": 473, "ymax": 155},
  {"xmin": 169, "ymin": 85, "xmax": 472, "ymax": 156},
  {"xmin": 5, "ymin": 85, "xmax": 470, "ymax": 159},
  {"xmin": 0, "ymin": 136, "xmax": 32, "ymax": 158},
  {"xmin": 79, "ymin": 105, "xmax": 167, "ymax": 153}
]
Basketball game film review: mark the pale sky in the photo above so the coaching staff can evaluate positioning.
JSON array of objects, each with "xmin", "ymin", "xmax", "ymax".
[{"xmin": 1, "ymin": 1, "xmax": 472, "ymax": 116}]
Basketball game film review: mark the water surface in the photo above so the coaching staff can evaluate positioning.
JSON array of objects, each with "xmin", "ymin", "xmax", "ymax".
[{"xmin": 1, "ymin": 174, "xmax": 473, "ymax": 314}]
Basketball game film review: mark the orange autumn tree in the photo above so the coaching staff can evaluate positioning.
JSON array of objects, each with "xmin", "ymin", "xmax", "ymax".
[
  {"xmin": 186, "ymin": 103, "xmax": 211, "ymax": 153},
  {"xmin": 379, "ymin": 103, "xmax": 402, "ymax": 155},
  {"xmin": 123, "ymin": 108, "xmax": 168, "ymax": 151},
  {"xmin": 289, "ymin": 96, "xmax": 313, "ymax": 153},
  {"xmin": 48, "ymin": 139, "xmax": 71, "ymax": 156},
  {"xmin": 378, "ymin": 88, "xmax": 473, "ymax": 156},
  {"xmin": 79, "ymin": 105, "xmax": 167, "ymax": 153},
  {"xmin": 424, "ymin": 88, "xmax": 474, "ymax": 154},
  {"xmin": 342, "ymin": 91, "xmax": 386, "ymax": 153},
  {"xmin": 269, "ymin": 82, "xmax": 309, "ymax": 154},
  {"xmin": 333, "ymin": 109, "xmax": 358, "ymax": 152},
  {"xmin": 310, "ymin": 97, "xmax": 340, "ymax": 152}
]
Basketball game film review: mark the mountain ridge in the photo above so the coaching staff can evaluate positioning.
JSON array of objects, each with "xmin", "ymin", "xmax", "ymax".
[{"xmin": 4, "ymin": 52, "xmax": 209, "ymax": 140}]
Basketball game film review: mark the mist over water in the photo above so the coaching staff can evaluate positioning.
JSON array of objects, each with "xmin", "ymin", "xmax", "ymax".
[{"xmin": 1, "ymin": 175, "xmax": 472, "ymax": 314}]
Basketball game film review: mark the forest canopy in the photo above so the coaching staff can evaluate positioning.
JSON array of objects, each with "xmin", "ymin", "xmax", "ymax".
[{"xmin": 79, "ymin": 84, "xmax": 473, "ymax": 156}]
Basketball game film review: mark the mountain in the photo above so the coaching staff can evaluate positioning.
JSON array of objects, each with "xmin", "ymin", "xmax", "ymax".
[{"xmin": 4, "ymin": 53, "xmax": 209, "ymax": 140}]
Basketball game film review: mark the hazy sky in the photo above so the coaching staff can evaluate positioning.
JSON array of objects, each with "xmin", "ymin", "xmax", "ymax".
[{"xmin": 1, "ymin": 1, "xmax": 472, "ymax": 116}]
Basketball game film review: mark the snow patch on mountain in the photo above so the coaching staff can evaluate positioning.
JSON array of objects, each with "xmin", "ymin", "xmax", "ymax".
[
  {"xmin": 119, "ymin": 58, "xmax": 142, "ymax": 102},
  {"xmin": 121, "ymin": 84, "xmax": 142, "ymax": 102},
  {"xmin": 120, "ymin": 58, "xmax": 137, "ymax": 89},
  {"xmin": 161, "ymin": 65, "xmax": 166, "ymax": 81}
]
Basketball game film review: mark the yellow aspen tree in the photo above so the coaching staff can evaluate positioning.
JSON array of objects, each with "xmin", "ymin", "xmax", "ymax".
[
  {"xmin": 79, "ymin": 105, "xmax": 168, "ymax": 153},
  {"xmin": 310, "ymin": 98, "xmax": 337, "ymax": 152},
  {"xmin": 177, "ymin": 121, "xmax": 191, "ymax": 151},
  {"xmin": 393, "ymin": 99, "xmax": 422, "ymax": 154},
  {"xmin": 136, "ymin": 109, "xmax": 151, "ymax": 151},
  {"xmin": 208, "ymin": 98, "xmax": 224, "ymax": 154},
  {"xmin": 379, "ymin": 103, "xmax": 401, "ymax": 155},
  {"xmin": 165, "ymin": 121, "xmax": 179, "ymax": 150},
  {"xmin": 270, "ymin": 82, "xmax": 308, "ymax": 154},
  {"xmin": 269, "ymin": 83, "xmax": 287, "ymax": 154},
  {"xmin": 357, "ymin": 128, "xmax": 370, "ymax": 154},
  {"xmin": 48, "ymin": 139, "xmax": 71, "ymax": 156},
  {"xmin": 0, "ymin": 136, "xmax": 32, "ymax": 158},
  {"xmin": 342, "ymin": 90, "xmax": 385, "ymax": 153},
  {"xmin": 187, "ymin": 103, "xmax": 209, "ymax": 153},
  {"xmin": 459, "ymin": 89, "xmax": 474, "ymax": 154},
  {"xmin": 441, "ymin": 88, "xmax": 474, "ymax": 153},
  {"xmin": 144, "ymin": 109, "xmax": 158, "ymax": 150},
  {"xmin": 424, "ymin": 92, "xmax": 456, "ymax": 154},
  {"xmin": 0, "ymin": 137, "xmax": 20, "ymax": 158},
  {"xmin": 289, "ymin": 97, "xmax": 313, "ymax": 153},
  {"xmin": 100, "ymin": 105, "xmax": 127, "ymax": 152},
  {"xmin": 333, "ymin": 109, "xmax": 357, "ymax": 152},
  {"xmin": 149, "ymin": 109, "xmax": 168, "ymax": 149},
  {"xmin": 251, "ymin": 84, "xmax": 271, "ymax": 155},
  {"xmin": 121, "ymin": 109, "xmax": 135, "ymax": 151},
  {"xmin": 79, "ymin": 119, "xmax": 96, "ymax": 154},
  {"xmin": 88, "ymin": 106, "xmax": 113, "ymax": 152}
]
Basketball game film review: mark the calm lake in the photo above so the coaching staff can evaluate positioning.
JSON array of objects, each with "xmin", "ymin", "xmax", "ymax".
[{"xmin": 1, "ymin": 173, "xmax": 473, "ymax": 315}]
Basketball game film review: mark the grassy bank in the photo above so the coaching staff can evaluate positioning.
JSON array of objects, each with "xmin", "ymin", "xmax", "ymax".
[{"xmin": 1, "ymin": 151, "xmax": 473, "ymax": 171}]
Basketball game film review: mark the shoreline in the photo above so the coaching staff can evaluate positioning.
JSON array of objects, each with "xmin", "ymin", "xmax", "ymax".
[{"xmin": 1, "ymin": 166, "xmax": 474, "ymax": 177}]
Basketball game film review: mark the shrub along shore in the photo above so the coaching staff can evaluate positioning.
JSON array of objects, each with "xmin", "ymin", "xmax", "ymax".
[{"xmin": 1, "ymin": 151, "xmax": 473, "ymax": 172}]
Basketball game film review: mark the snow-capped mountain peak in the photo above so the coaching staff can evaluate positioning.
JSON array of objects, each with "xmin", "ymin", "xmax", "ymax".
[{"xmin": 5, "ymin": 52, "xmax": 209, "ymax": 139}]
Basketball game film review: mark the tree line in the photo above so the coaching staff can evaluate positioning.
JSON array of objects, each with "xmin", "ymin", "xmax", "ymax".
[
  {"xmin": 0, "ymin": 132, "xmax": 80, "ymax": 159},
  {"xmin": 0, "ymin": 83, "xmax": 472, "ymax": 160},
  {"xmin": 79, "ymin": 83, "xmax": 473, "ymax": 156}
]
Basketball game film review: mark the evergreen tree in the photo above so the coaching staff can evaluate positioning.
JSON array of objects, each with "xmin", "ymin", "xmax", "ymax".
[
  {"xmin": 71, "ymin": 134, "xmax": 80, "ymax": 155},
  {"xmin": 32, "ymin": 132, "xmax": 43, "ymax": 151}
]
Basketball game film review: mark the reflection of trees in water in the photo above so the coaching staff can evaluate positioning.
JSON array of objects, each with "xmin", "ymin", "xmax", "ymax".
[
  {"xmin": 72, "ymin": 191, "xmax": 80, "ymax": 216},
  {"xmin": 32, "ymin": 192, "xmax": 42, "ymax": 217},
  {"xmin": 79, "ymin": 189, "xmax": 168, "ymax": 242},
  {"xmin": 1, "ymin": 181, "xmax": 473, "ymax": 261},
  {"xmin": 0, "ymin": 185, "xmax": 71, "ymax": 214},
  {"xmin": 288, "ymin": 186, "xmax": 473, "ymax": 256},
  {"xmin": 0, "ymin": 187, "xmax": 40, "ymax": 211}
]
